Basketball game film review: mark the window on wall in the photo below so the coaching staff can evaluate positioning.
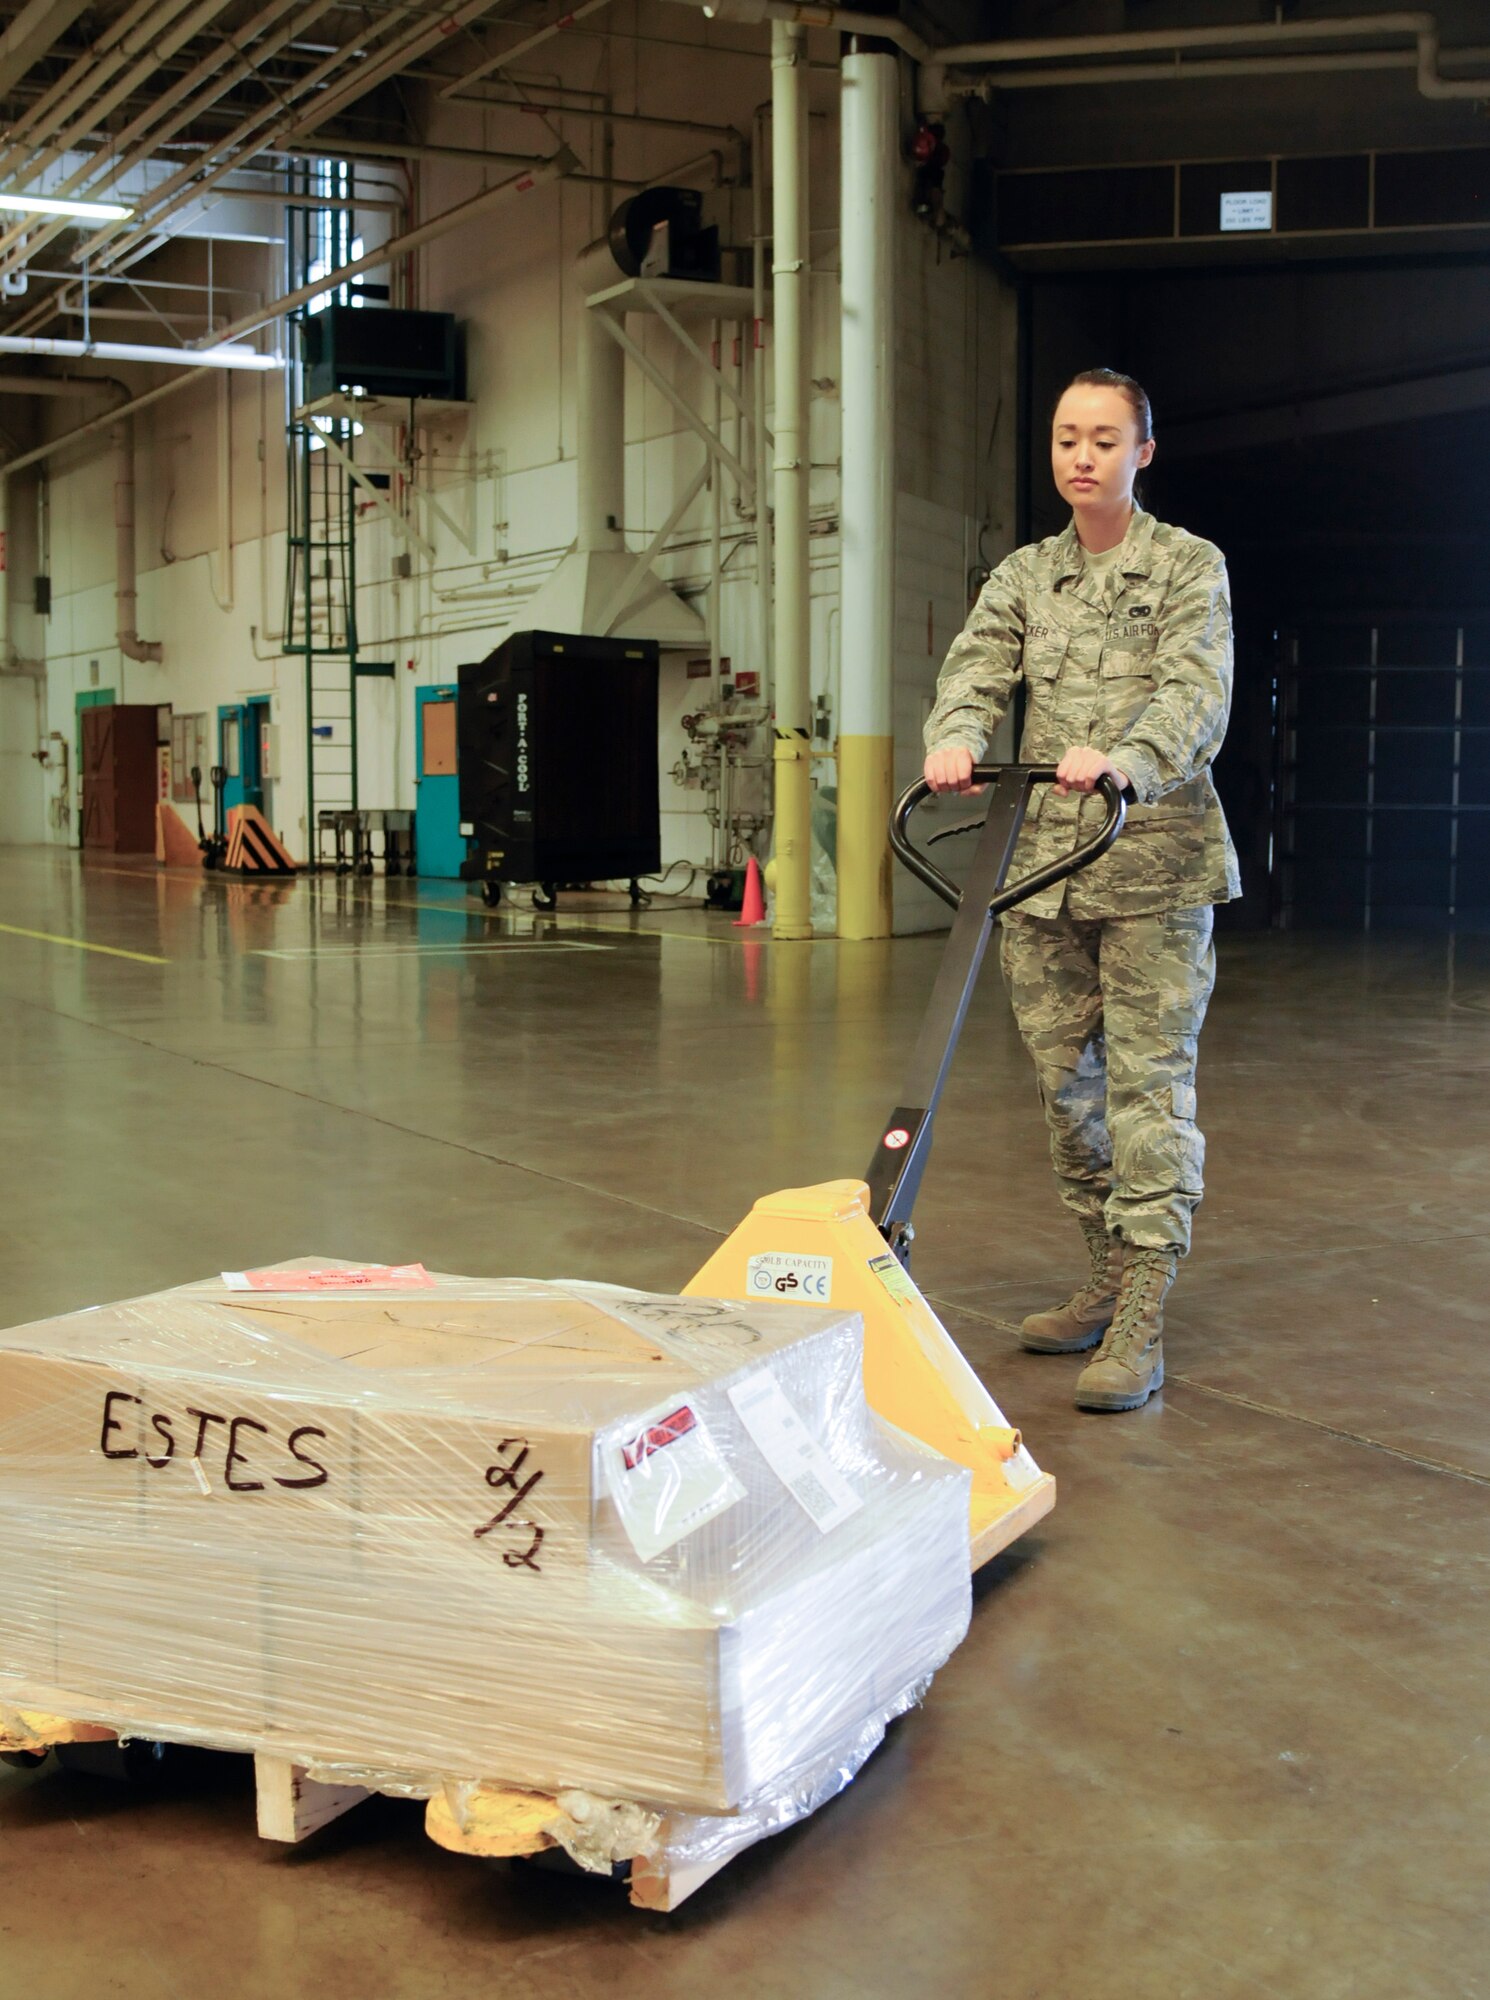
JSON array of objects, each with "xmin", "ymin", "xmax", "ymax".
[
  {"xmin": 171, "ymin": 712, "xmax": 209, "ymax": 803},
  {"xmin": 306, "ymin": 160, "xmax": 362, "ymax": 316}
]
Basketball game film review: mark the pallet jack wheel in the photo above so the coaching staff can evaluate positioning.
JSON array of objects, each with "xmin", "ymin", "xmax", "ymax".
[
  {"xmin": 481, "ymin": 879, "xmax": 502, "ymax": 908},
  {"xmin": 533, "ymin": 883, "xmax": 557, "ymax": 911}
]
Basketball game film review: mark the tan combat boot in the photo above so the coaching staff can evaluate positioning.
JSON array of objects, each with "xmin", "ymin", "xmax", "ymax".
[
  {"xmin": 1073, "ymin": 1246, "xmax": 1177, "ymax": 1412},
  {"xmin": 1018, "ymin": 1220, "xmax": 1123, "ymax": 1354}
]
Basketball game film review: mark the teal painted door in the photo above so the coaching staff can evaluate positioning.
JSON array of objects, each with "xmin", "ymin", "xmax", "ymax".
[
  {"xmin": 219, "ymin": 700, "xmax": 270, "ymax": 812},
  {"xmin": 415, "ymin": 686, "xmax": 466, "ymax": 877}
]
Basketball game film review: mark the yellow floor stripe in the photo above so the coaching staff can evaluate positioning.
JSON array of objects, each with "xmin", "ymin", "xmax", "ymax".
[{"xmin": 0, "ymin": 921, "xmax": 168, "ymax": 965}]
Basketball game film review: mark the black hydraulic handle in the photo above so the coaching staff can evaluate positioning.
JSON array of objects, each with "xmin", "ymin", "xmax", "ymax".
[
  {"xmin": 889, "ymin": 765, "xmax": 1126, "ymax": 916},
  {"xmin": 867, "ymin": 765, "xmax": 1127, "ymax": 1261}
]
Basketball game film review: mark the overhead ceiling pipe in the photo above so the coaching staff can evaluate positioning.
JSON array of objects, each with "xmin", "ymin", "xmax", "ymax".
[
  {"xmin": 290, "ymin": 0, "xmax": 511, "ymax": 137},
  {"xmin": 0, "ymin": 0, "xmax": 222, "ymax": 196},
  {"xmin": 62, "ymin": 6, "xmax": 426, "ymax": 273},
  {"xmin": 0, "ymin": 0, "xmax": 339, "ymax": 279},
  {"xmin": 0, "ymin": 372, "xmax": 129, "ymax": 396},
  {"xmin": 438, "ymin": 0, "xmax": 617, "ymax": 97},
  {"xmin": 0, "ymin": 0, "xmax": 173, "ymax": 172},
  {"xmin": 0, "ymin": 149, "xmax": 578, "ymax": 474},
  {"xmin": 0, "ymin": 333, "xmax": 277, "ymax": 369},
  {"xmin": 972, "ymin": 51, "xmax": 1436, "ymax": 89},
  {"xmin": 663, "ymin": 3, "xmax": 1490, "ymax": 107},
  {"xmin": 113, "ymin": 418, "xmax": 162, "ymax": 663},
  {"xmin": 0, "ymin": 0, "xmax": 92, "ymax": 99}
]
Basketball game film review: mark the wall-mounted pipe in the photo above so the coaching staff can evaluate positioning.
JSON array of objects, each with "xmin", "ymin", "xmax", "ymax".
[
  {"xmin": 113, "ymin": 419, "xmax": 162, "ymax": 663},
  {"xmin": 770, "ymin": 16, "xmax": 813, "ymax": 940}
]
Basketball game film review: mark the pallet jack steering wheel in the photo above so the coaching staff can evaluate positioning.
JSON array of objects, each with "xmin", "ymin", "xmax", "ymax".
[{"xmin": 869, "ymin": 764, "xmax": 1125, "ymax": 1265}]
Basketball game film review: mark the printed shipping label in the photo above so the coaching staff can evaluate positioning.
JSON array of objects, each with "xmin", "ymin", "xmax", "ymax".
[
  {"xmin": 603, "ymin": 1399, "xmax": 745, "ymax": 1562},
  {"xmin": 221, "ymin": 1263, "xmax": 436, "ymax": 1292},
  {"xmin": 745, "ymin": 1251, "xmax": 833, "ymax": 1304},
  {"xmin": 728, "ymin": 1369, "xmax": 864, "ymax": 1535}
]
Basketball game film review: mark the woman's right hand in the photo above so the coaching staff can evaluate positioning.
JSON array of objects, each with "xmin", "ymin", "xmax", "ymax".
[{"xmin": 923, "ymin": 746, "xmax": 984, "ymax": 795}]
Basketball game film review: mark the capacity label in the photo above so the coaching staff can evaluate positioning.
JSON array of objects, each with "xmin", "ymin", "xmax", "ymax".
[{"xmin": 745, "ymin": 1252, "xmax": 833, "ymax": 1304}]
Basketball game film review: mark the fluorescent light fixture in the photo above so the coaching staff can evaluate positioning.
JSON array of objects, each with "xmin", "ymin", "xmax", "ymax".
[
  {"xmin": 0, "ymin": 193, "xmax": 133, "ymax": 221},
  {"xmin": 0, "ymin": 334, "xmax": 281, "ymax": 371}
]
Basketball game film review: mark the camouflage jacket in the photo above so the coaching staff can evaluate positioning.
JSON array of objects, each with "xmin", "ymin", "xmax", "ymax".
[{"xmin": 924, "ymin": 509, "xmax": 1242, "ymax": 920}]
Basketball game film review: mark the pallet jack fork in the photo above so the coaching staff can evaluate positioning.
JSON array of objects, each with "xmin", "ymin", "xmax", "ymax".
[{"xmin": 686, "ymin": 765, "xmax": 1125, "ymax": 1570}]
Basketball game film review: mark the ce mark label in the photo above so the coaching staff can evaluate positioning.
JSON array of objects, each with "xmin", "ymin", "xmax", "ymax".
[{"xmin": 745, "ymin": 1252, "xmax": 833, "ymax": 1304}]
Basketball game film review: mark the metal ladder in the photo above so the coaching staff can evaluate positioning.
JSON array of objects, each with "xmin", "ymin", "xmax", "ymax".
[
  {"xmin": 285, "ymin": 411, "xmax": 360, "ymax": 828},
  {"xmin": 282, "ymin": 158, "xmax": 362, "ymax": 843}
]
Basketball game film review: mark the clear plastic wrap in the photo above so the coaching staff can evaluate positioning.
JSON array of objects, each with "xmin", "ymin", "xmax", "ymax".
[{"xmin": 0, "ymin": 1262, "xmax": 972, "ymax": 1817}]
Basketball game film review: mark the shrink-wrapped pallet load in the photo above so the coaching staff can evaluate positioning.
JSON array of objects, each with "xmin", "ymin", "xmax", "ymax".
[{"xmin": 0, "ymin": 1263, "xmax": 972, "ymax": 1830}]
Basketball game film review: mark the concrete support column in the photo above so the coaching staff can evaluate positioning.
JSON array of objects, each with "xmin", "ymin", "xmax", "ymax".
[
  {"xmin": 837, "ymin": 47, "xmax": 897, "ymax": 938},
  {"xmin": 770, "ymin": 17, "xmax": 813, "ymax": 940}
]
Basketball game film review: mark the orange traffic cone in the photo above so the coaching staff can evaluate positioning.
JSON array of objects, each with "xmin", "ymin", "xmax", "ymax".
[{"xmin": 733, "ymin": 855, "xmax": 766, "ymax": 927}]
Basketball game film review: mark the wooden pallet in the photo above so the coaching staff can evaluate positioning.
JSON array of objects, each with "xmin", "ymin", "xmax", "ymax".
[{"xmin": 1, "ymin": 1707, "xmax": 748, "ymax": 1912}]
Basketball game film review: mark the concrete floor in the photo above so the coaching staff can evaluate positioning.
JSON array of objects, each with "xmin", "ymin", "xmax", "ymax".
[{"xmin": 1, "ymin": 849, "xmax": 1487, "ymax": 2000}]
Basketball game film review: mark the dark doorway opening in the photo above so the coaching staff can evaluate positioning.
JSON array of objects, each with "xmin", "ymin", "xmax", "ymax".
[{"xmin": 1024, "ymin": 256, "xmax": 1490, "ymax": 929}]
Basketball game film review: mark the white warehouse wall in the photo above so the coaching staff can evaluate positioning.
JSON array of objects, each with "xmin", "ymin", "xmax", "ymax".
[{"xmin": 0, "ymin": 11, "xmax": 1017, "ymax": 938}]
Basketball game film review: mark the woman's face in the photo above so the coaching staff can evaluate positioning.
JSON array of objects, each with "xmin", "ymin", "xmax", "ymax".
[{"xmin": 1051, "ymin": 384, "xmax": 1155, "ymax": 519}]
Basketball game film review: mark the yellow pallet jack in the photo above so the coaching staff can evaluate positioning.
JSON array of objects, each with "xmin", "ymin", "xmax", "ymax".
[{"xmin": 686, "ymin": 764, "xmax": 1124, "ymax": 1570}]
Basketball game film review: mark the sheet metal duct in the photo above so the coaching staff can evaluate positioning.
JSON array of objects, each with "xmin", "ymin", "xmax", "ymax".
[{"xmin": 520, "ymin": 238, "xmax": 706, "ymax": 647}]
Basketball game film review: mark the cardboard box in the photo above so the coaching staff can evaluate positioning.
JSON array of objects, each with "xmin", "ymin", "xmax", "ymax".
[{"xmin": 0, "ymin": 1264, "xmax": 971, "ymax": 1811}]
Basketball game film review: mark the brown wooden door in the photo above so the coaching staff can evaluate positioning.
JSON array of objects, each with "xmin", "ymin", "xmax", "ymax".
[
  {"xmin": 111, "ymin": 706, "xmax": 160, "ymax": 853},
  {"xmin": 81, "ymin": 706, "xmax": 116, "ymax": 850},
  {"xmin": 82, "ymin": 703, "xmax": 161, "ymax": 852}
]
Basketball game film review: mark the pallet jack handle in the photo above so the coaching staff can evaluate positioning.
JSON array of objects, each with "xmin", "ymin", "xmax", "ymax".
[{"xmin": 869, "ymin": 765, "xmax": 1125, "ymax": 1262}]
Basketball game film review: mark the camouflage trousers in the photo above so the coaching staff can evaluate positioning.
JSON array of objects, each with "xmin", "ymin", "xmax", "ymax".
[{"xmin": 998, "ymin": 905, "xmax": 1216, "ymax": 1255}]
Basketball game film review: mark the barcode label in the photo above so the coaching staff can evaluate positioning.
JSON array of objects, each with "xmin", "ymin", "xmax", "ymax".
[
  {"xmin": 787, "ymin": 1469, "xmax": 836, "ymax": 1527},
  {"xmin": 727, "ymin": 1370, "xmax": 864, "ymax": 1535}
]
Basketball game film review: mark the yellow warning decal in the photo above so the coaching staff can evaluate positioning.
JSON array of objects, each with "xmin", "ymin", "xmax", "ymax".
[{"xmin": 867, "ymin": 1251, "xmax": 917, "ymax": 1305}]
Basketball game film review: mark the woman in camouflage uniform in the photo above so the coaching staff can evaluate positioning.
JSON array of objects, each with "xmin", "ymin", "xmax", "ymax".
[{"xmin": 923, "ymin": 369, "xmax": 1239, "ymax": 1413}]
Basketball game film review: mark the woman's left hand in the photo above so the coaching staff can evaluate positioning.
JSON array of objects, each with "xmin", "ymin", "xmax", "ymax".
[{"xmin": 1054, "ymin": 746, "xmax": 1131, "ymax": 797}]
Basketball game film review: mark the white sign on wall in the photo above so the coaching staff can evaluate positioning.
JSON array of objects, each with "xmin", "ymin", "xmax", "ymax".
[{"xmin": 1220, "ymin": 191, "xmax": 1273, "ymax": 232}]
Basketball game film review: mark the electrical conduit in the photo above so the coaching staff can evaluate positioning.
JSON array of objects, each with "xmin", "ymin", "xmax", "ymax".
[
  {"xmin": 770, "ymin": 17, "xmax": 813, "ymax": 940},
  {"xmin": 113, "ymin": 419, "xmax": 161, "ymax": 663}
]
